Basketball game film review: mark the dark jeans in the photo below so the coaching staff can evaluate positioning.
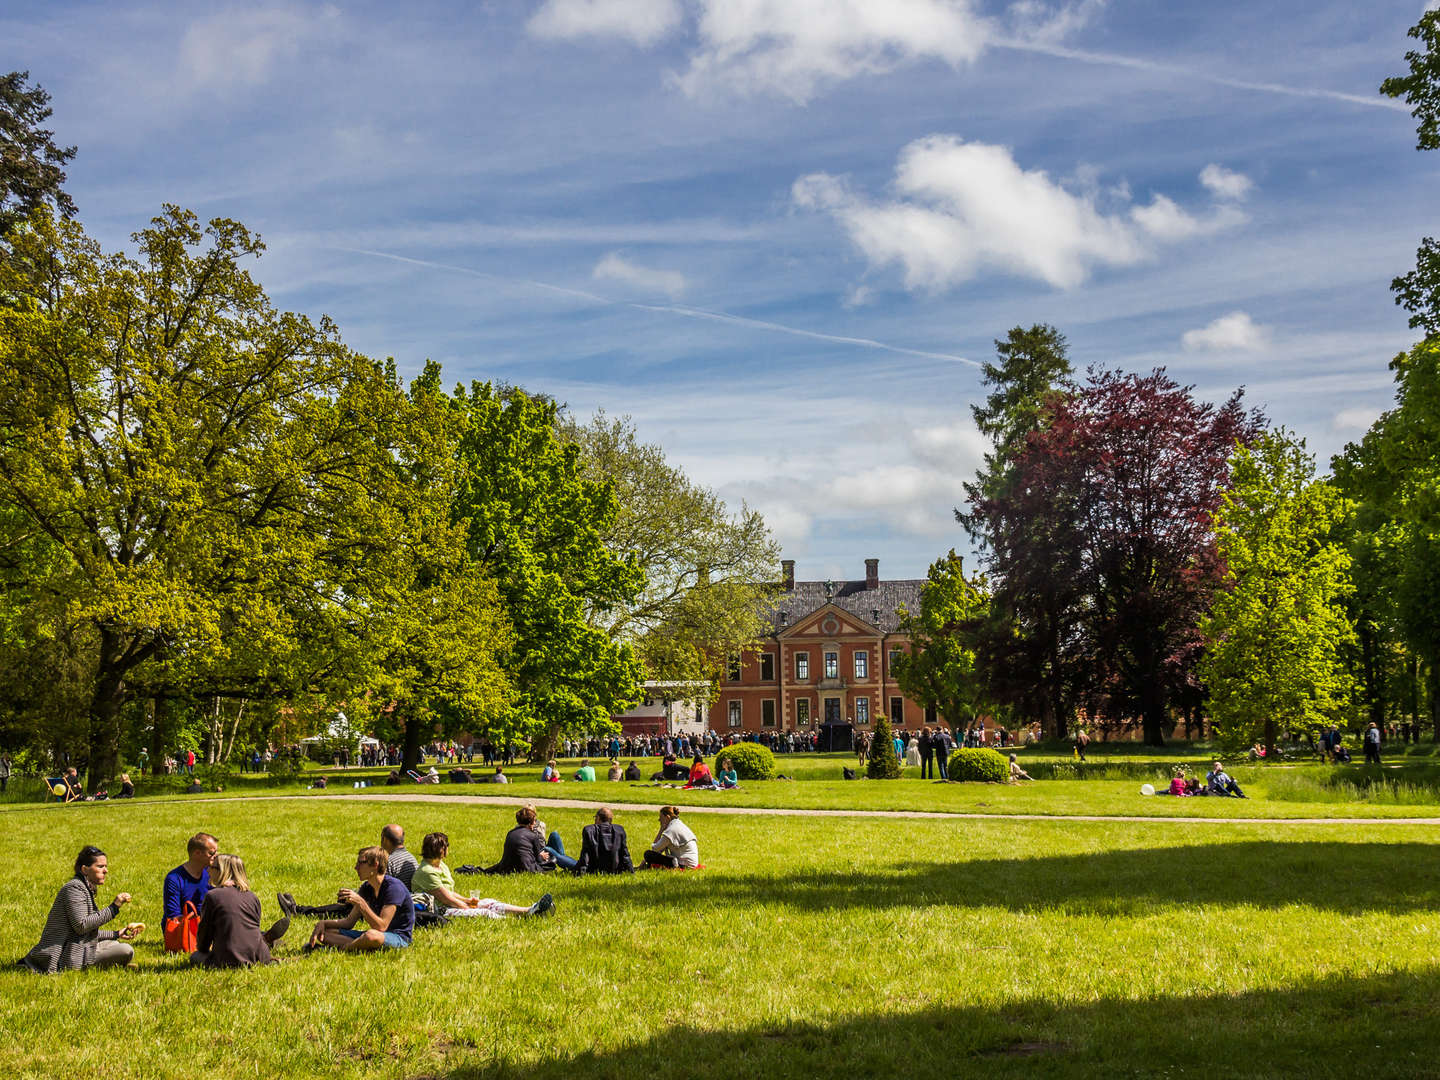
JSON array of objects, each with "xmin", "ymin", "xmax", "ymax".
[
  {"xmin": 644, "ymin": 850, "xmax": 682, "ymax": 869},
  {"xmin": 1364, "ymin": 744, "xmax": 1381, "ymax": 764},
  {"xmin": 921, "ymin": 751, "xmax": 933, "ymax": 779},
  {"xmin": 293, "ymin": 901, "xmax": 349, "ymax": 917},
  {"xmin": 936, "ymin": 751, "xmax": 949, "ymax": 780}
]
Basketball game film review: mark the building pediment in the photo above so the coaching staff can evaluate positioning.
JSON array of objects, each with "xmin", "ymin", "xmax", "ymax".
[{"xmin": 778, "ymin": 602, "xmax": 879, "ymax": 639}]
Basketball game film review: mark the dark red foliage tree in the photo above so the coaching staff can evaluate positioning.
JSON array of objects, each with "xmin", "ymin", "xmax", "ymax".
[{"xmin": 977, "ymin": 368, "xmax": 1264, "ymax": 745}]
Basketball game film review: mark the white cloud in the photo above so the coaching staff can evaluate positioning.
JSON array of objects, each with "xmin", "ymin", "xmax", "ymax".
[
  {"xmin": 795, "ymin": 136, "xmax": 1248, "ymax": 291},
  {"xmin": 1199, "ymin": 163, "xmax": 1254, "ymax": 202},
  {"xmin": 1332, "ymin": 407, "xmax": 1382, "ymax": 432},
  {"xmin": 592, "ymin": 253, "xmax": 688, "ymax": 298},
  {"xmin": 1181, "ymin": 311, "xmax": 1269, "ymax": 351},
  {"xmin": 527, "ymin": 0, "xmax": 683, "ymax": 46},
  {"xmin": 178, "ymin": 6, "xmax": 337, "ymax": 91}
]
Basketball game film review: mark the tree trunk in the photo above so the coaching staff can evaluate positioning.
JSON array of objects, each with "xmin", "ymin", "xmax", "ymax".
[
  {"xmin": 86, "ymin": 629, "xmax": 128, "ymax": 786},
  {"xmin": 1140, "ymin": 679, "xmax": 1167, "ymax": 746},
  {"xmin": 401, "ymin": 707, "xmax": 423, "ymax": 772},
  {"xmin": 1264, "ymin": 715, "xmax": 1277, "ymax": 758},
  {"xmin": 1429, "ymin": 660, "xmax": 1440, "ymax": 743}
]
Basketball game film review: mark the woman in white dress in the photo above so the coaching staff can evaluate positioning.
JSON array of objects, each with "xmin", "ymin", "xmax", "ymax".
[{"xmin": 905, "ymin": 735, "xmax": 922, "ymax": 768}]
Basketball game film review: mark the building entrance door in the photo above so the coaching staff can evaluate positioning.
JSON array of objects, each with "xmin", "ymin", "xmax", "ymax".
[{"xmin": 824, "ymin": 697, "xmax": 841, "ymax": 723}]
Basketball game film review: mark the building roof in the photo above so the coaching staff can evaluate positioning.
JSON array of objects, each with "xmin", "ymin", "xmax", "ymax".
[{"xmin": 763, "ymin": 577, "xmax": 924, "ymax": 635}]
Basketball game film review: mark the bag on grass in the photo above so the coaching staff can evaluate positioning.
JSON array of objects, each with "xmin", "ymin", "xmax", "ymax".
[{"xmin": 164, "ymin": 901, "xmax": 200, "ymax": 953}]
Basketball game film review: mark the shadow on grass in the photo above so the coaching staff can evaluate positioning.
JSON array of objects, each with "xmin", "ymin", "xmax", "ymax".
[
  {"xmin": 437, "ymin": 967, "xmax": 1440, "ymax": 1080},
  {"xmin": 602, "ymin": 841, "xmax": 1440, "ymax": 917}
]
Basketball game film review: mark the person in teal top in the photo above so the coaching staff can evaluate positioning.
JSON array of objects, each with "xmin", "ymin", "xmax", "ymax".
[
  {"xmin": 717, "ymin": 758, "xmax": 739, "ymax": 788},
  {"xmin": 574, "ymin": 759, "xmax": 596, "ymax": 781}
]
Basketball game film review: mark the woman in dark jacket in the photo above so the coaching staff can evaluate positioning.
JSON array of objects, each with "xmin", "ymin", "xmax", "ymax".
[
  {"xmin": 24, "ymin": 846, "xmax": 141, "ymax": 973},
  {"xmin": 484, "ymin": 805, "xmax": 550, "ymax": 873},
  {"xmin": 191, "ymin": 853, "xmax": 289, "ymax": 967}
]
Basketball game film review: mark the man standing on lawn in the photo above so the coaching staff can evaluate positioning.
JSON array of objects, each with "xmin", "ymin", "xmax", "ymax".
[
  {"xmin": 919, "ymin": 728, "xmax": 934, "ymax": 780},
  {"xmin": 308, "ymin": 846, "xmax": 414, "ymax": 952},
  {"xmin": 380, "ymin": 824, "xmax": 419, "ymax": 889},
  {"xmin": 1364, "ymin": 722, "xmax": 1383, "ymax": 765},
  {"xmin": 164, "ymin": 833, "xmax": 217, "ymax": 924}
]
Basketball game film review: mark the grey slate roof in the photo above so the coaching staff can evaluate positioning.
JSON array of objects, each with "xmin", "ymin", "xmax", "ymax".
[{"xmin": 762, "ymin": 578, "xmax": 925, "ymax": 636}]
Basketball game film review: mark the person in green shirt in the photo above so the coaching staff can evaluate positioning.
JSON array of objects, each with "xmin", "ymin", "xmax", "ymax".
[
  {"xmin": 573, "ymin": 759, "xmax": 596, "ymax": 782},
  {"xmin": 411, "ymin": 833, "xmax": 552, "ymax": 919}
]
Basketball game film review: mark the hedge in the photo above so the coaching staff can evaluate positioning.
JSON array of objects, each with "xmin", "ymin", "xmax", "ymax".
[
  {"xmin": 715, "ymin": 742, "xmax": 776, "ymax": 780},
  {"xmin": 946, "ymin": 748, "xmax": 1007, "ymax": 783}
]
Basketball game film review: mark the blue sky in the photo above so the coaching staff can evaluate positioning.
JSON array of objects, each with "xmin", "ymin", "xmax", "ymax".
[{"xmin": 6, "ymin": 0, "xmax": 1437, "ymax": 581}]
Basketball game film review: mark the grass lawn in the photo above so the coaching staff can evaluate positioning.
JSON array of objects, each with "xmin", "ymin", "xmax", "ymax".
[{"xmin": 3, "ymin": 796, "xmax": 1439, "ymax": 1079}]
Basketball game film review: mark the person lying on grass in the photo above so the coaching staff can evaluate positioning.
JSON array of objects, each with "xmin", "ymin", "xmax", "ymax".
[
  {"xmin": 191, "ymin": 853, "xmax": 289, "ymax": 967},
  {"xmin": 24, "ymin": 846, "xmax": 143, "ymax": 974},
  {"xmin": 306, "ymin": 845, "xmax": 414, "ymax": 952},
  {"xmin": 1008, "ymin": 754, "xmax": 1033, "ymax": 782},
  {"xmin": 411, "ymin": 832, "xmax": 554, "ymax": 918},
  {"xmin": 644, "ymin": 805, "xmax": 700, "ymax": 869}
]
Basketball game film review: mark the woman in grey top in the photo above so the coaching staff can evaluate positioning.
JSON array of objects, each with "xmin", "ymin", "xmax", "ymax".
[{"xmin": 23, "ymin": 846, "xmax": 142, "ymax": 974}]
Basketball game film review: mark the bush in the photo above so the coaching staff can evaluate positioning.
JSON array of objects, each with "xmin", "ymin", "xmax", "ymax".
[
  {"xmin": 867, "ymin": 714, "xmax": 902, "ymax": 779},
  {"xmin": 716, "ymin": 742, "xmax": 776, "ymax": 780},
  {"xmin": 946, "ymin": 748, "xmax": 1007, "ymax": 783}
]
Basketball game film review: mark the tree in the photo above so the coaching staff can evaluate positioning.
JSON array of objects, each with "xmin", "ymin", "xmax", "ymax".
[
  {"xmin": 0, "ymin": 71, "xmax": 77, "ymax": 237},
  {"xmin": 892, "ymin": 551, "xmax": 995, "ymax": 729},
  {"xmin": 866, "ymin": 712, "xmax": 902, "ymax": 779},
  {"xmin": 1382, "ymin": 11, "xmax": 1440, "ymax": 338},
  {"xmin": 561, "ymin": 410, "xmax": 778, "ymax": 685},
  {"xmin": 0, "ymin": 207, "xmax": 485, "ymax": 780},
  {"xmin": 977, "ymin": 368, "xmax": 1263, "ymax": 745},
  {"xmin": 1200, "ymin": 432, "xmax": 1356, "ymax": 754},
  {"xmin": 449, "ymin": 384, "xmax": 645, "ymax": 752}
]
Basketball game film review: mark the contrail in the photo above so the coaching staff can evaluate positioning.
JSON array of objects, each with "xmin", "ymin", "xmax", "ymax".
[
  {"xmin": 335, "ymin": 246, "xmax": 979, "ymax": 368},
  {"xmin": 994, "ymin": 38, "xmax": 1411, "ymax": 113}
]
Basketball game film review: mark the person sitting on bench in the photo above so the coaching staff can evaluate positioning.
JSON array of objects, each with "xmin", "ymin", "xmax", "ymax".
[{"xmin": 644, "ymin": 805, "xmax": 699, "ymax": 869}]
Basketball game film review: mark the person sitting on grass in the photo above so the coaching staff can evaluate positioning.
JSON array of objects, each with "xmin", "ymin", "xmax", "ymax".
[
  {"xmin": 483, "ymin": 805, "xmax": 551, "ymax": 874},
  {"xmin": 685, "ymin": 754, "xmax": 714, "ymax": 789},
  {"xmin": 164, "ymin": 833, "xmax": 217, "ymax": 931},
  {"xmin": 644, "ymin": 805, "xmax": 700, "ymax": 869},
  {"xmin": 541, "ymin": 759, "xmax": 562, "ymax": 782},
  {"xmin": 306, "ymin": 846, "xmax": 414, "ymax": 952},
  {"xmin": 1165, "ymin": 768, "xmax": 1189, "ymax": 796},
  {"xmin": 190, "ymin": 854, "xmax": 289, "ymax": 967},
  {"xmin": 607, "ymin": 759, "xmax": 623, "ymax": 781},
  {"xmin": 492, "ymin": 765, "xmax": 509, "ymax": 784},
  {"xmin": 574, "ymin": 758, "xmax": 596, "ymax": 782},
  {"xmin": 717, "ymin": 758, "xmax": 739, "ymax": 789},
  {"xmin": 573, "ymin": 808, "xmax": 634, "ymax": 875},
  {"xmin": 117, "ymin": 773, "xmax": 135, "ymax": 799},
  {"xmin": 411, "ymin": 833, "xmax": 553, "ymax": 918},
  {"xmin": 624, "ymin": 760, "xmax": 642, "ymax": 781},
  {"xmin": 381, "ymin": 824, "xmax": 419, "ymax": 889},
  {"xmin": 24, "ymin": 846, "xmax": 143, "ymax": 974},
  {"xmin": 1184, "ymin": 775, "xmax": 1207, "ymax": 796},
  {"xmin": 1008, "ymin": 754, "xmax": 1033, "ymax": 782},
  {"xmin": 1206, "ymin": 761, "xmax": 1247, "ymax": 798}
]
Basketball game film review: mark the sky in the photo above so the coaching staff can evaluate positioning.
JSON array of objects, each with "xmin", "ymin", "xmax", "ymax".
[{"xmin": 5, "ymin": 0, "xmax": 1437, "ymax": 582}]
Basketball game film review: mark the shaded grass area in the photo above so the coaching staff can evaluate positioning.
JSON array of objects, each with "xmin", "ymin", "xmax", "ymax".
[{"xmin": 3, "ymin": 799, "xmax": 1439, "ymax": 1079}]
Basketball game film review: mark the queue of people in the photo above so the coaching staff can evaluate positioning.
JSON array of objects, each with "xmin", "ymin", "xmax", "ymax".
[{"xmin": 20, "ymin": 806, "xmax": 699, "ymax": 974}]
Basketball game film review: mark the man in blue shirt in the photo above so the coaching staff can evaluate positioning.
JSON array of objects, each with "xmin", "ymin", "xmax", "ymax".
[
  {"xmin": 307, "ymin": 846, "xmax": 414, "ymax": 951},
  {"xmin": 1206, "ymin": 762, "xmax": 1247, "ymax": 799},
  {"xmin": 163, "ymin": 833, "xmax": 217, "ymax": 923}
]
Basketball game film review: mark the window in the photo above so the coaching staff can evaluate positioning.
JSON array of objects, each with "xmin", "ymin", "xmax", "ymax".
[
  {"xmin": 796, "ymin": 699, "xmax": 810, "ymax": 725},
  {"xmin": 760, "ymin": 653, "xmax": 775, "ymax": 681},
  {"xmin": 925, "ymin": 704, "xmax": 938, "ymax": 725},
  {"xmin": 824, "ymin": 652, "xmax": 839, "ymax": 679},
  {"xmin": 889, "ymin": 697, "xmax": 904, "ymax": 724},
  {"xmin": 728, "ymin": 701, "xmax": 742, "ymax": 728},
  {"xmin": 727, "ymin": 655, "xmax": 741, "ymax": 682},
  {"xmin": 855, "ymin": 697, "xmax": 869, "ymax": 724},
  {"xmin": 824, "ymin": 697, "xmax": 841, "ymax": 724},
  {"xmin": 761, "ymin": 700, "xmax": 776, "ymax": 727},
  {"xmin": 854, "ymin": 651, "xmax": 868, "ymax": 679},
  {"xmin": 889, "ymin": 648, "xmax": 902, "ymax": 672},
  {"xmin": 795, "ymin": 652, "xmax": 809, "ymax": 680}
]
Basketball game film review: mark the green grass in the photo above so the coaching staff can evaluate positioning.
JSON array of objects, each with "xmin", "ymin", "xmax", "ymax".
[{"xmin": 3, "ymin": 796, "xmax": 1440, "ymax": 1079}]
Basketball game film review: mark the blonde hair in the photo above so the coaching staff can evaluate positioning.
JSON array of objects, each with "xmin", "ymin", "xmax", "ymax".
[
  {"xmin": 212, "ymin": 853, "xmax": 251, "ymax": 892},
  {"xmin": 358, "ymin": 845, "xmax": 389, "ymax": 875}
]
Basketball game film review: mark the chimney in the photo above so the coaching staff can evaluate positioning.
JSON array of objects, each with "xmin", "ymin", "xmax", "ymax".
[
  {"xmin": 865, "ymin": 558, "xmax": 879, "ymax": 590},
  {"xmin": 782, "ymin": 559, "xmax": 795, "ymax": 590}
]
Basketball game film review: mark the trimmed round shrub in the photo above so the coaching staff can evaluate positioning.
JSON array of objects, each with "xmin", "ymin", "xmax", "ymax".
[
  {"xmin": 947, "ymin": 748, "xmax": 1007, "ymax": 783},
  {"xmin": 866, "ymin": 714, "xmax": 902, "ymax": 779},
  {"xmin": 716, "ymin": 742, "xmax": 776, "ymax": 780}
]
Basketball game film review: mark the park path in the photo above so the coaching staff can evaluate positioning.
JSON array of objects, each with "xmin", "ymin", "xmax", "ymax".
[{"xmin": 153, "ymin": 791, "xmax": 1440, "ymax": 826}]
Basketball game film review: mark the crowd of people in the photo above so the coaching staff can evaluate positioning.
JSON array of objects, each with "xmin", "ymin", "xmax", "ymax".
[{"xmin": 20, "ymin": 806, "xmax": 702, "ymax": 974}]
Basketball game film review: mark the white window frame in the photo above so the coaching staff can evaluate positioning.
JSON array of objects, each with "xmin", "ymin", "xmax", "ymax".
[
  {"xmin": 856, "ymin": 697, "xmax": 870, "ymax": 724},
  {"xmin": 824, "ymin": 652, "xmax": 839, "ymax": 679},
  {"xmin": 728, "ymin": 701, "xmax": 742, "ymax": 728},
  {"xmin": 795, "ymin": 651, "xmax": 809, "ymax": 680},
  {"xmin": 795, "ymin": 698, "xmax": 811, "ymax": 725},
  {"xmin": 854, "ymin": 651, "xmax": 868, "ymax": 679}
]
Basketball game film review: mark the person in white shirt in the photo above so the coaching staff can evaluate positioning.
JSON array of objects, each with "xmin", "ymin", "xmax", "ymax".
[{"xmin": 643, "ymin": 805, "xmax": 699, "ymax": 869}]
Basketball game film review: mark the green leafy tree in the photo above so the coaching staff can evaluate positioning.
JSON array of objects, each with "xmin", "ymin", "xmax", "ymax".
[
  {"xmin": 866, "ymin": 712, "xmax": 902, "ymax": 779},
  {"xmin": 0, "ymin": 207, "xmax": 484, "ymax": 781},
  {"xmin": 0, "ymin": 71, "xmax": 77, "ymax": 237},
  {"xmin": 893, "ymin": 550, "xmax": 995, "ymax": 729},
  {"xmin": 1200, "ymin": 432, "xmax": 1357, "ymax": 753},
  {"xmin": 561, "ymin": 410, "xmax": 777, "ymax": 685},
  {"xmin": 1382, "ymin": 11, "xmax": 1440, "ymax": 337},
  {"xmin": 449, "ymin": 384, "xmax": 644, "ymax": 752}
]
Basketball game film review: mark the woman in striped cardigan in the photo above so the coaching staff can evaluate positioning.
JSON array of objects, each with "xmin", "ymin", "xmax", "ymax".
[{"xmin": 23, "ymin": 846, "xmax": 141, "ymax": 974}]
